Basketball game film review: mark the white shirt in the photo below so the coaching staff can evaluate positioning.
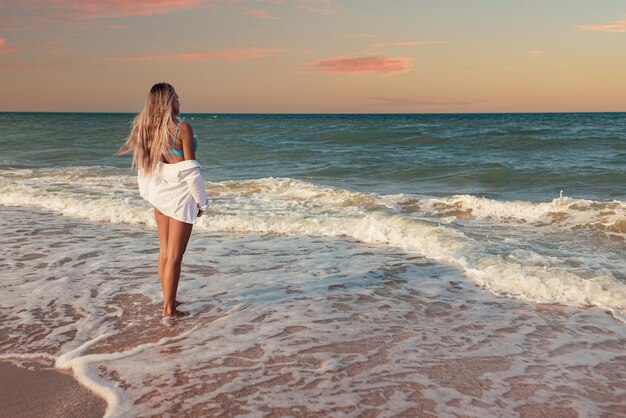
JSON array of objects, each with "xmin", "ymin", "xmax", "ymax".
[{"xmin": 137, "ymin": 160, "xmax": 210, "ymax": 224}]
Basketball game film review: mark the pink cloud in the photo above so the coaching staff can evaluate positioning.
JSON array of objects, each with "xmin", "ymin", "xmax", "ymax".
[
  {"xmin": 371, "ymin": 97, "xmax": 471, "ymax": 107},
  {"xmin": 0, "ymin": 38, "xmax": 19, "ymax": 54},
  {"xmin": 241, "ymin": 7, "xmax": 280, "ymax": 19},
  {"xmin": 576, "ymin": 18, "xmax": 626, "ymax": 33},
  {"xmin": 1, "ymin": 0, "xmax": 213, "ymax": 21},
  {"xmin": 307, "ymin": 55, "xmax": 413, "ymax": 74},
  {"xmin": 108, "ymin": 47, "xmax": 284, "ymax": 62}
]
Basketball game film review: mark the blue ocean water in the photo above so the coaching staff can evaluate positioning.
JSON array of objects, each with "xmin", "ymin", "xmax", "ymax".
[
  {"xmin": 1, "ymin": 112, "xmax": 624, "ymax": 201},
  {"xmin": 1, "ymin": 112, "xmax": 625, "ymax": 416},
  {"xmin": 1, "ymin": 111, "xmax": 624, "ymax": 308}
]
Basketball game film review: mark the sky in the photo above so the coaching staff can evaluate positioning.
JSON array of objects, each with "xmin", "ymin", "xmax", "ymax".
[{"xmin": 0, "ymin": 0, "xmax": 625, "ymax": 113}]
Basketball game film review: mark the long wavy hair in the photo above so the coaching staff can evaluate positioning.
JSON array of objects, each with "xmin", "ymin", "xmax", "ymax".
[{"xmin": 117, "ymin": 82, "xmax": 178, "ymax": 173}]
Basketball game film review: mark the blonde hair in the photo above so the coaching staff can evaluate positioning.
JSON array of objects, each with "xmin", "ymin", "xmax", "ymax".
[{"xmin": 117, "ymin": 82, "xmax": 178, "ymax": 173}]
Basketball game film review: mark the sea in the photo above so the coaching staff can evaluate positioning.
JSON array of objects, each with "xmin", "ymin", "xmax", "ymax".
[{"xmin": 0, "ymin": 112, "xmax": 625, "ymax": 417}]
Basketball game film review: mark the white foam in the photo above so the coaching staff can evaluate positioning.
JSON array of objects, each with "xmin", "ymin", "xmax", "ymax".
[
  {"xmin": 0, "ymin": 353, "xmax": 56, "ymax": 361},
  {"xmin": 413, "ymin": 193, "xmax": 626, "ymax": 235},
  {"xmin": 1, "ymin": 205, "xmax": 624, "ymax": 417},
  {"xmin": 1, "ymin": 170, "xmax": 624, "ymax": 320},
  {"xmin": 201, "ymin": 212, "xmax": 624, "ymax": 320},
  {"xmin": 54, "ymin": 327, "xmax": 200, "ymax": 418}
]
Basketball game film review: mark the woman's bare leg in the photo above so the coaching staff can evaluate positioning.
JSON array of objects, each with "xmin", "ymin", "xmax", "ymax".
[
  {"xmin": 155, "ymin": 208, "xmax": 187, "ymax": 315},
  {"xmin": 162, "ymin": 218, "xmax": 193, "ymax": 317},
  {"xmin": 154, "ymin": 208, "xmax": 169, "ymax": 297}
]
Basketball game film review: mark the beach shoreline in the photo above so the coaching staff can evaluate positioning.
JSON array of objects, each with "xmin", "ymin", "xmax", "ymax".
[{"xmin": 0, "ymin": 361, "xmax": 106, "ymax": 418}]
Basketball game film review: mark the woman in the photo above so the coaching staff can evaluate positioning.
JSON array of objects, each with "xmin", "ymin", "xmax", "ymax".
[{"xmin": 117, "ymin": 82, "xmax": 210, "ymax": 317}]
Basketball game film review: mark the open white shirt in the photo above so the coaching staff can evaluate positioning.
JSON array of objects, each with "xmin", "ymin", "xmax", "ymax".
[{"xmin": 137, "ymin": 160, "xmax": 210, "ymax": 224}]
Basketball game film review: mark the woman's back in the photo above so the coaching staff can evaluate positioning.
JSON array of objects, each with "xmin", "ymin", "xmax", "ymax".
[{"xmin": 162, "ymin": 120, "xmax": 198, "ymax": 165}]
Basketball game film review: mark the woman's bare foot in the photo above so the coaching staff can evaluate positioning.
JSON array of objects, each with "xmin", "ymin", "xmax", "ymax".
[
  {"xmin": 162, "ymin": 308, "xmax": 189, "ymax": 318},
  {"xmin": 164, "ymin": 300, "xmax": 183, "ymax": 310}
]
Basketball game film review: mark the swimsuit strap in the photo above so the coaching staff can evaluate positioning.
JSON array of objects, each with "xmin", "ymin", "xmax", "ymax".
[{"xmin": 171, "ymin": 121, "xmax": 182, "ymax": 149}]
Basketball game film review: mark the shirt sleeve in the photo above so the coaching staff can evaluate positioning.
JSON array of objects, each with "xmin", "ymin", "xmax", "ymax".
[{"xmin": 179, "ymin": 165, "xmax": 211, "ymax": 211}]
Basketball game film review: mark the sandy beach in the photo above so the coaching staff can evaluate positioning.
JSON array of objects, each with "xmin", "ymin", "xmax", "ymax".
[{"xmin": 0, "ymin": 361, "xmax": 106, "ymax": 418}]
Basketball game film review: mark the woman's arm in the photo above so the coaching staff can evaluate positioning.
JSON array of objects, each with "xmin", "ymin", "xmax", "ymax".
[
  {"xmin": 178, "ymin": 122, "xmax": 209, "ymax": 214},
  {"xmin": 179, "ymin": 122, "xmax": 196, "ymax": 161}
]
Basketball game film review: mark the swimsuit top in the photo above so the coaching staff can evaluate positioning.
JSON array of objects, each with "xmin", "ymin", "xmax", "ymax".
[{"xmin": 165, "ymin": 121, "xmax": 198, "ymax": 157}]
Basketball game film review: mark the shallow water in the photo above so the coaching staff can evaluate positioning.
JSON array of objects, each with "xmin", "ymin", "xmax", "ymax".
[
  {"xmin": 1, "ymin": 207, "xmax": 625, "ymax": 417},
  {"xmin": 1, "ymin": 169, "xmax": 624, "ymax": 321}
]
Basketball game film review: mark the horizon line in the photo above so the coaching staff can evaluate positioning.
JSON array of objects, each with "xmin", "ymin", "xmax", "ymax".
[{"xmin": 1, "ymin": 110, "xmax": 625, "ymax": 115}]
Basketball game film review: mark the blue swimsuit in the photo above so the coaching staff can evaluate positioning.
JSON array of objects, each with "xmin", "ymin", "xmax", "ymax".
[{"xmin": 166, "ymin": 121, "xmax": 198, "ymax": 156}]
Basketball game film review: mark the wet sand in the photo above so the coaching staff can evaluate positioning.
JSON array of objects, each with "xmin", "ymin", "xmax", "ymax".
[{"xmin": 0, "ymin": 361, "xmax": 106, "ymax": 418}]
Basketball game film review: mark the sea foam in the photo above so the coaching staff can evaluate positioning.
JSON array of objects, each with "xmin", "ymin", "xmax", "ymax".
[
  {"xmin": 1, "ymin": 169, "xmax": 624, "ymax": 320},
  {"xmin": 1, "ymin": 205, "xmax": 624, "ymax": 417}
]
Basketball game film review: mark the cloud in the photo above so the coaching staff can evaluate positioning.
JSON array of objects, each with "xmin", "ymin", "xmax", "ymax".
[
  {"xmin": 1, "ymin": 0, "xmax": 334, "ymax": 31},
  {"xmin": 1, "ymin": 0, "xmax": 214, "ymax": 22},
  {"xmin": 372, "ymin": 40, "xmax": 448, "ymax": 48},
  {"xmin": 0, "ymin": 38, "xmax": 19, "ymax": 54},
  {"xmin": 306, "ymin": 55, "xmax": 413, "ymax": 74},
  {"xmin": 108, "ymin": 47, "xmax": 284, "ymax": 62},
  {"xmin": 241, "ymin": 7, "xmax": 280, "ymax": 19},
  {"xmin": 576, "ymin": 18, "xmax": 626, "ymax": 33},
  {"xmin": 371, "ymin": 96, "xmax": 471, "ymax": 107},
  {"xmin": 349, "ymin": 34, "xmax": 376, "ymax": 38}
]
